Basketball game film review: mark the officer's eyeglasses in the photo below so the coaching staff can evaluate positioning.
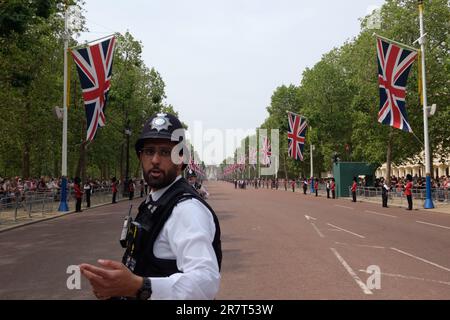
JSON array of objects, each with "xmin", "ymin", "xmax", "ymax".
[{"xmin": 140, "ymin": 147, "xmax": 172, "ymax": 159}]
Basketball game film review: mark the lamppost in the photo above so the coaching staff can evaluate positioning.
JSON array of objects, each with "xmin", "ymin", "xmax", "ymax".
[
  {"xmin": 123, "ymin": 119, "xmax": 132, "ymax": 198},
  {"xmin": 417, "ymin": 0, "xmax": 434, "ymax": 209}
]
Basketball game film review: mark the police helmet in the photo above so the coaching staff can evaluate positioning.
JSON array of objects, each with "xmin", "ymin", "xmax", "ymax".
[
  {"xmin": 186, "ymin": 169, "xmax": 197, "ymax": 178},
  {"xmin": 135, "ymin": 113, "xmax": 188, "ymax": 168}
]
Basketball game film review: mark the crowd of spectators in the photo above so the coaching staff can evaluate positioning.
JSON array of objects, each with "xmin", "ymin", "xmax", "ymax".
[
  {"xmin": 374, "ymin": 175, "xmax": 450, "ymax": 191},
  {"xmin": 0, "ymin": 176, "xmax": 121, "ymax": 206}
]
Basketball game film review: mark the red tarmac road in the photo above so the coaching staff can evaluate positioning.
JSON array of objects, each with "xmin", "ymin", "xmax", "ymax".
[{"xmin": 0, "ymin": 181, "xmax": 449, "ymax": 299}]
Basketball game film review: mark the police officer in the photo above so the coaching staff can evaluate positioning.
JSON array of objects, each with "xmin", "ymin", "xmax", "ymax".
[
  {"xmin": 405, "ymin": 174, "xmax": 413, "ymax": 210},
  {"xmin": 83, "ymin": 179, "xmax": 92, "ymax": 208},
  {"xmin": 326, "ymin": 179, "xmax": 331, "ymax": 199},
  {"xmin": 381, "ymin": 177, "xmax": 389, "ymax": 208},
  {"xmin": 302, "ymin": 177, "xmax": 308, "ymax": 195},
  {"xmin": 80, "ymin": 113, "xmax": 222, "ymax": 300},
  {"xmin": 186, "ymin": 168, "xmax": 209, "ymax": 199}
]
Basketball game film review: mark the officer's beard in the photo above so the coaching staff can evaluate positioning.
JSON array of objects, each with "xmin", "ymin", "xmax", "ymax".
[{"xmin": 145, "ymin": 166, "xmax": 178, "ymax": 190}]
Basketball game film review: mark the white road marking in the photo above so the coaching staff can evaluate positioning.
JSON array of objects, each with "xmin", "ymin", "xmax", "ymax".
[
  {"xmin": 416, "ymin": 221, "xmax": 450, "ymax": 230},
  {"xmin": 304, "ymin": 215, "xmax": 317, "ymax": 221},
  {"xmin": 327, "ymin": 223, "xmax": 366, "ymax": 239},
  {"xmin": 391, "ymin": 248, "xmax": 450, "ymax": 272},
  {"xmin": 335, "ymin": 205, "xmax": 354, "ymax": 210},
  {"xmin": 358, "ymin": 269, "xmax": 450, "ymax": 286},
  {"xmin": 330, "ymin": 248, "xmax": 373, "ymax": 295},
  {"xmin": 364, "ymin": 210, "xmax": 397, "ymax": 218},
  {"xmin": 311, "ymin": 223, "xmax": 324, "ymax": 238},
  {"xmin": 335, "ymin": 242, "xmax": 385, "ymax": 249}
]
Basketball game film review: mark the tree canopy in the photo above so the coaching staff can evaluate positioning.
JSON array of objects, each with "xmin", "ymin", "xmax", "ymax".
[{"xmin": 0, "ymin": 1, "xmax": 174, "ymax": 180}]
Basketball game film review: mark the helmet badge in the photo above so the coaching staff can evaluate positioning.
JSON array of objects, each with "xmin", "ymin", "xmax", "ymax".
[{"xmin": 151, "ymin": 113, "xmax": 172, "ymax": 132}]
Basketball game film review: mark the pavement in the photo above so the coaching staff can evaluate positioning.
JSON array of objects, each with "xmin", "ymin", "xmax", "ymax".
[
  {"xmin": 0, "ymin": 195, "xmax": 128, "ymax": 233},
  {"xmin": 354, "ymin": 196, "xmax": 450, "ymax": 215},
  {"xmin": 0, "ymin": 181, "xmax": 449, "ymax": 299}
]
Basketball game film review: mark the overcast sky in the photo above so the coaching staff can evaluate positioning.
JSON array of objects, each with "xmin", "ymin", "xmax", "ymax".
[{"xmin": 78, "ymin": 0, "xmax": 385, "ymax": 164}]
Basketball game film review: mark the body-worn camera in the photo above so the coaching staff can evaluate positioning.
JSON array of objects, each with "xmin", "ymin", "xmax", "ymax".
[
  {"xmin": 119, "ymin": 205, "xmax": 151, "ymax": 272},
  {"xmin": 119, "ymin": 205, "xmax": 133, "ymax": 248}
]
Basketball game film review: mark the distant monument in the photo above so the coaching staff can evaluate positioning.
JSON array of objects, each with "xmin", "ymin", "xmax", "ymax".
[{"xmin": 205, "ymin": 165, "xmax": 219, "ymax": 181}]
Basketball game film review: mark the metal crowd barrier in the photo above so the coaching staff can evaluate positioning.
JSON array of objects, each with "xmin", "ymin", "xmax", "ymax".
[
  {"xmin": 0, "ymin": 186, "xmax": 122, "ymax": 224},
  {"xmin": 348, "ymin": 186, "xmax": 450, "ymax": 206}
]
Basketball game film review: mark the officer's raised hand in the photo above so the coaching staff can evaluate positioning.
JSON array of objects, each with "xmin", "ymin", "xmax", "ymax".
[{"xmin": 79, "ymin": 259, "xmax": 143, "ymax": 299}]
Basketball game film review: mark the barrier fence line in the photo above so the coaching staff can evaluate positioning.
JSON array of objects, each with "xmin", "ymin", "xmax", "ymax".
[
  {"xmin": 348, "ymin": 186, "xmax": 449, "ymax": 207},
  {"xmin": 0, "ymin": 186, "xmax": 124, "ymax": 224},
  {"xmin": 226, "ymin": 180, "xmax": 448, "ymax": 207}
]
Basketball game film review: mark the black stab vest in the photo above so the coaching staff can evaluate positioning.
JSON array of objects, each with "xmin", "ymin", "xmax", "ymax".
[{"xmin": 122, "ymin": 178, "xmax": 222, "ymax": 278}]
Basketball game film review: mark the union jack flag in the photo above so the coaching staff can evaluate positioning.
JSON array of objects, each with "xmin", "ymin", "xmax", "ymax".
[
  {"xmin": 249, "ymin": 147, "xmax": 257, "ymax": 168},
  {"xmin": 261, "ymin": 136, "xmax": 272, "ymax": 166},
  {"xmin": 188, "ymin": 157, "xmax": 205, "ymax": 176},
  {"xmin": 377, "ymin": 37, "xmax": 417, "ymax": 133},
  {"xmin": 71, "ymin": 36, "xmax": 116, "ymax": 141},
  {"xmin": 287, "ymin": 112, "xmax": 307, "ymax": 161},
  {"xmin": 237, "ymin": 154, "xmax": 246, "ymax": 172}
]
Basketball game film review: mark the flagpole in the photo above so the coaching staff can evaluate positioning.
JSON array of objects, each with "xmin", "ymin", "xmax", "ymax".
[
  {"xmin": 374, "ymin": 33, "xmax": 418, "ymax": 52},
  {"xmin": 258, "ymin": 160, "xmax": 261, "ymax": 179},
  {"xmin": 418, "ymin": 0, "xmax": 434, "ymax": 209},
  {"xmin": 69, "ymin": 33, "xmax": 117, "ymax": 50},
  {"xmin": 310, "ymin": 126, "xmax": 314, "ymax": 194},
  {"xmin": 58, "ymin": 4, "xmax": 69, "ymax": 212},
  {"xmin": 257, "ymin": 129, "xmax": 261, "ymax": 179}
]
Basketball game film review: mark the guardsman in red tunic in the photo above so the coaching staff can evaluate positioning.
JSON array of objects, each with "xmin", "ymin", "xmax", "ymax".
[
  {"xmin": 331, "ymin": 178, "xmax": 336, "ymax": 199},
  {"xmin": 314, "ymin": 179, "xmax": 319, "ymax": 197},
  {"xmin": 74, "ymin": 177, "xmax": 83, "ymax": 212},
  {"xmin": 112, "ymin": 177, "xmax": 118, "ymax": 204},
  {"xmin": 351, "ymin": 177, "xmax": 358, "ymax": 202}
]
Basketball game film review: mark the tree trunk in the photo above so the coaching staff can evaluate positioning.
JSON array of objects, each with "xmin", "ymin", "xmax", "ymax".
[
  {"xmin": 73, "ymin": 77, "xmax": 88, "ymax": 182},
  {"xmin": 75, "ymin": 120, "xmax": 87, "ymax": 181},
  {"xmin": 22, "ymin": 142, "xmax": 30, "ymax": 179},
  {"xmin": 53, "ymin": 155, "xmax": 59, "ymax": 179},
  {"xmin": 81, "ymin": 143, "xmax": 87, "ymax": 182},
  {"xmin": 22, "ymin": 99, "xmax": 31, "ymax": 179},
  {"xmin": 120, "ymin": 142, "xmax": 124, "ymax": 182},
  {"xmin": 101, "ymin": 165, "xmax": 105, "ymax": 181},
  {"xmin": 134, "ymin": 165, "xmax": 140, "ymax": 179},
  {"xmin": 75, "ymin": 141, "xmax": 87, "ymax": 180},
  {"xmin": 386, "ymin": 128, "xmax": 394, "ymax": 185}
]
